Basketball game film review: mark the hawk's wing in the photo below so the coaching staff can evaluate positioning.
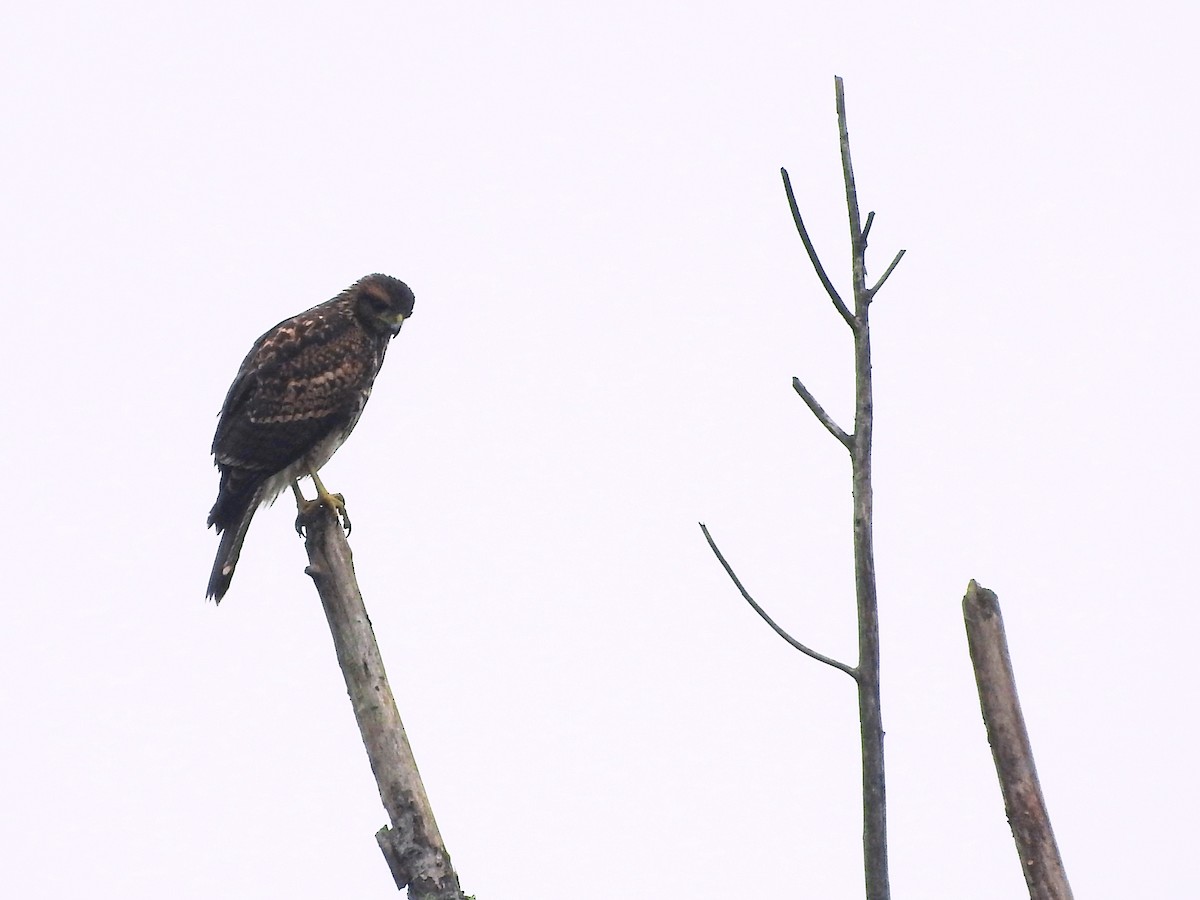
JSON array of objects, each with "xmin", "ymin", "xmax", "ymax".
[
  {"xmin": 212, "ymin": 304, "xmax": 373, "ymax": 477},
  {"xmin": 206, "ymin": 304, "xmax": 376, "ymax": 602}
]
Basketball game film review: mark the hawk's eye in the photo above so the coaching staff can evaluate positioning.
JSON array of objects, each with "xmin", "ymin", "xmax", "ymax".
[{"xmin": 369, "ymin": 294, "xmax": 390, "ymax": 313}]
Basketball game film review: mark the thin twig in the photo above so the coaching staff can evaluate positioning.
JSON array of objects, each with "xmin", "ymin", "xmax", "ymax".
[
  {"xmin": 700, "ymin": 523, "xmax": 858, "ymax": 680},
  {"xmin": 834, "ymin": 77, "xmax": 866, "ymax": 298},
  {"xmin": 792, "ymin": 376, "xmax": 853, "ymax": 450},
  {"xmin": 867, "ymin": 249, "xmax": 906, "ymax": 299},
  {"xmin": 781, "ymin": 167, "xmax": 856, "ymax": 329},
  {"xmin": 861, "ymin": 211, "xmax": 875, "ymax": 246}
]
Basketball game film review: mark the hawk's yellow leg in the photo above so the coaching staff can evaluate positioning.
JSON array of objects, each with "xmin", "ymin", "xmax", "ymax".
[{"xmin": 292, "ymin": 470, "xmax": 351, "ymax": 535}]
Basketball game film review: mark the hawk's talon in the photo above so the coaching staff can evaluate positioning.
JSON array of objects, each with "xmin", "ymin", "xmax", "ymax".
[
  {"xmin": 294, "ymin": 504, "xmax": 312, "ymax": 536},
  {"xmin": 295, "ymin": 499, "xmax": 317, "ymax": 535},
  {"xmin": 328, "ymin": 493, "xmax": 351, "ymax": 534},
  {"xmin": 294, "ymin": 493, "xmax": 351, "ymax": 536}
]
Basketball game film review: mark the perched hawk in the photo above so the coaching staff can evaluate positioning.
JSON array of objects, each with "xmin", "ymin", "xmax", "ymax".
[{"xmin": 206, "ymin": 273, "xmax": 415, "ymax": 602}]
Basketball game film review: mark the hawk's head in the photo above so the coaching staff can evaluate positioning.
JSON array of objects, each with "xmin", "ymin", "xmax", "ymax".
[{"xmin": 353, "ymin": 273, "xmax": 415, "ymax": 337}]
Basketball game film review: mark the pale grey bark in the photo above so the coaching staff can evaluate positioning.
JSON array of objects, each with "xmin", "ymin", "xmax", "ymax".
[
  {"xmin": 302, "ymin": 508, "xmax": 466, "ymax": 899},
  {"xmin": 833, "ymin": 76, "xmax": 891, "ymax": 900},
  {"xmin": 963, "ymin": 580, "xmax": 1074, "ymax": 900}
]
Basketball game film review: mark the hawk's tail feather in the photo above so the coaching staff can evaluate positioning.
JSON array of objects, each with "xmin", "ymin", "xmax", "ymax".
[
  {"xmin": 208, "ymin": 466, "xmax": 263, "ymax": 531},
  {"xmin": 207, "ymin": 475, "xmax": 265, "ymax": 603},
  {"xmin": 207, "ymin": 500, "xmax": 258, "ymax": 603}
]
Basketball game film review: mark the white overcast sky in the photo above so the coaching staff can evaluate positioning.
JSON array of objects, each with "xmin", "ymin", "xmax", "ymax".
[{"xmin": 3, "ymin": 2, "xmax": 1196, "ymax": 898}]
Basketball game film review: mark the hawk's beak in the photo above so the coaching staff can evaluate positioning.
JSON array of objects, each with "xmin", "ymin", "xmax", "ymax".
[{"xmin": 388, "ymin": 313, "xmax": 408, "ymax": 336}]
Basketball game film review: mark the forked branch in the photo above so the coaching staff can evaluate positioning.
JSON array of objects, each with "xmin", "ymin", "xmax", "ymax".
[{"xmin": 702, "ymin": 78, "xmax": 900, "ymax": 900}]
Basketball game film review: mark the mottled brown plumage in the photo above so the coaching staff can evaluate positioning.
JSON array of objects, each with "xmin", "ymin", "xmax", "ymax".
[{"xmin": 207, "ymin": 273, "xmax": 415, "ymax": 602}]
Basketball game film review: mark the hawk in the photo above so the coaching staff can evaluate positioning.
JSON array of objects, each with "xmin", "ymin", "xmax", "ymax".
[{"xmin": 206, "ymin": 273, "xmax": 415, "ymax": 602}]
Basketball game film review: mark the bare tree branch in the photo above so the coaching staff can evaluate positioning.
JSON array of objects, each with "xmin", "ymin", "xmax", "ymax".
[
  {"xmin": 867, "ymin": 249, "xmax": 906, "ymax": 299},
  {"xmin": 302, "ymin": 507, "xmax": 466, "ymax": 900},
  {"xmin": 700, "ymin": 523, "xmax": 857, "ymax": 680},
  {"xmin": 835, "ymin": 73, "xmax": 890, "ymax": 900},
  {"xmin": 781, "ymin": 167, "xmax": 857, "ymax": 329},
  {"xmin": 706, "ymin": 77, "xmax": 895, "ymax": 899},
  {"xmin": 963, "ymin": 580, "xmax": 1074, "ymax": 900},
  {"xmin": 792, "ymin": 376, "xmax": 853, "ymax": 450}
]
